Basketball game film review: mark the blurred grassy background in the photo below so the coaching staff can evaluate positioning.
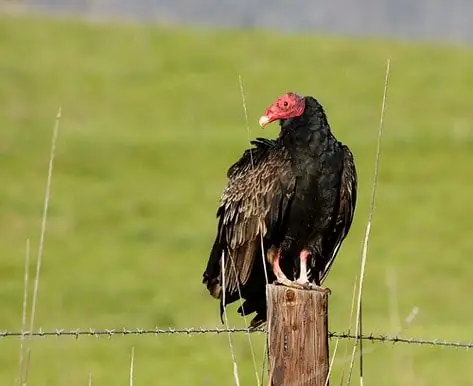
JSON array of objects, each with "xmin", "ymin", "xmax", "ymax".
[{"xmin": 1, "ymin": 13, "xmax": 473, "ymax": 386}]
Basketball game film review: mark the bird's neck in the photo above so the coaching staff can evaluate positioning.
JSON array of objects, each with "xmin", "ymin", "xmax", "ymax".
[{"xmin": 279, "ymin": 104, "xmax": 335, "ymax": 159}]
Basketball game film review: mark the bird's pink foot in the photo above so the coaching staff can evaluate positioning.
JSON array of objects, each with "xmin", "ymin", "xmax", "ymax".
[{"xmin": 270, "ymin": 247, "xmax": 305, "ymax": 289}]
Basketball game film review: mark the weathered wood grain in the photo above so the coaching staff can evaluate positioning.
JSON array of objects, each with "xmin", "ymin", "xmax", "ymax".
[{"xmin": 267, "ymin": 284, "xmax": 330, "ymax": 386}]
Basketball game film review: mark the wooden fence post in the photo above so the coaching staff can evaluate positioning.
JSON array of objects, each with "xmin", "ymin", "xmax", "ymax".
[{"xmin": 266, "ymin": 284, "xmax": 330, "ymax": 386}]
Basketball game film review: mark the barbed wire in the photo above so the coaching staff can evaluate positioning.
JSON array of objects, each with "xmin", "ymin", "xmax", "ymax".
[{"xmin": 1, "ymin": 327, "xmax": 472, "ymax": 349}]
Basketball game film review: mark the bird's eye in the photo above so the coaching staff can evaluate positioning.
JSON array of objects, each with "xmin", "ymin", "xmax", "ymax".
[{"xmin": 283, "ymin": 101, "xmax": 288, "ymax": 107}]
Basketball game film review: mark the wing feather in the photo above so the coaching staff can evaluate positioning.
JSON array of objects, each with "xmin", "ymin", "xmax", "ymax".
[
  {"xmin": 203, "ymin": 138, "xmax": 295, "ymax": 299},
  {"xmin": 319, "ymin": 144, "xmax": 358, "ymax": 283}
]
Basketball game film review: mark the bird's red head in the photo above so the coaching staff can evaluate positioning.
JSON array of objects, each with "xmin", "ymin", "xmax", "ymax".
[{"xmin": 258, "ymin": 92, "xmax": 305, "ymax": 128}]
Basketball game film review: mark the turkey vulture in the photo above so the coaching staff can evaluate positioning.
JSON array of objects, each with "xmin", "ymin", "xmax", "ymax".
[{"xmin": 202, "ymin": 92, "xmax": 357, "ymax": 328}]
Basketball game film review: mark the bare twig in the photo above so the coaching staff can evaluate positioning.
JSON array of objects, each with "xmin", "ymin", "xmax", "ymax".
[
  {"xmin": 17, "ymin": 238, "xmax": 31, "ymax": 385},
  {"xmin": 88, "ymin": 372, "xmax": 93, "ymax": 386},
  {"xmin": 347, "ymin": 59, "xmax": 391, "ymax": 386}
]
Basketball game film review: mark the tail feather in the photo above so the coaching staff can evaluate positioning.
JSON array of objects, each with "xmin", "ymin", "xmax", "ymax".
[
  {"xmin": 237, "ymin": 297, "xmax": 267, "ymax": 329},
  {"xmin": 202, "ymin": 235, "xmax": 224, "ymax": 299},
  {"xmin": 203, "ymin": 231, "xmax": 275, "ymax": 328}
]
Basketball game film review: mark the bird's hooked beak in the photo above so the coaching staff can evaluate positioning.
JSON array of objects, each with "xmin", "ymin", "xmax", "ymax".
[
  {"xmin": 258, "ymin": 115, "xmax": 271, "ymax": 127},
  {"xmin": 258, "ymin": 106, "xmax": 278, "ymax": 128}
]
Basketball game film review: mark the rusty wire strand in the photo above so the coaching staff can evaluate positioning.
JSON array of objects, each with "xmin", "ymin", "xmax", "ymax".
[{"xmin": 0, "ymin": 327, "xmax": 472, "ymax": 349}]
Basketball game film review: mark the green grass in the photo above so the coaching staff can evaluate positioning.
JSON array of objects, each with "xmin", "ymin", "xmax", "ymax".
[{"xmin": 1, "ymin": 13, "xmax": 473, "ymax": 386}]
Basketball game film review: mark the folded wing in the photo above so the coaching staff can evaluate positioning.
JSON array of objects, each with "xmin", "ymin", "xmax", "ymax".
[
  {"xmin": 202, "ymin": 138, "xmax": 295, "ymax": 319},
  {"xmin": 319, "ymin": 144, "xmax": 358, "ymax": 283}
]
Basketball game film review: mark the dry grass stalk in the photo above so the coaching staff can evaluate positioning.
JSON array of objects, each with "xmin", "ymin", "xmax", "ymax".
[
  {"xmin": 346, "ymin": 59, "xmax": 391, "ymax": 386},
  {"xmin": 221, "ymin": 252, "xmax": 241, "ymax": 386},
  {"xmin": 326, "ymin": 338, "xmax": 340, "ymax": 386},
  {"xmin": 129, "ymin": 346, "xmax": 135, "ymax": 386},
  {"xmin": 237, "ymin": 74, "xmax": 265, "ymax": 385},
  {"xmin": 23, "ymin": 106, "xmax": 62, "ymax": 385},
  {"xmin": 339, "ymin": 275, "xmax": 358, "ymax": 385},
  {"xmin": 17, "ymin": 238, "xmax": 31, "ymax": 385}
]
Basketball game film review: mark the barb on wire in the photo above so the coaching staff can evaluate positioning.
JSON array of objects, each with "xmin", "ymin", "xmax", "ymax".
[{"xmin": 0, "ymin": 327, "xmax": 472, "ymax": 349}]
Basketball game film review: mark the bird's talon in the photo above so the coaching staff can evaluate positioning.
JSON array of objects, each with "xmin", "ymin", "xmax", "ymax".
[
  {"xmin": 274, "ymin": 278, "xmax": 305, "ymax": 289},
  {"xmin": 293, "ymin": 280, "xmax": 332, "ymax": 293}
]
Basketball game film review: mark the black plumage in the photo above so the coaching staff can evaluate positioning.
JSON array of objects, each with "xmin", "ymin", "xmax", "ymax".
[{"xmin": 202, "ymin": 92, "xmax": 357, "ymax": 328}]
